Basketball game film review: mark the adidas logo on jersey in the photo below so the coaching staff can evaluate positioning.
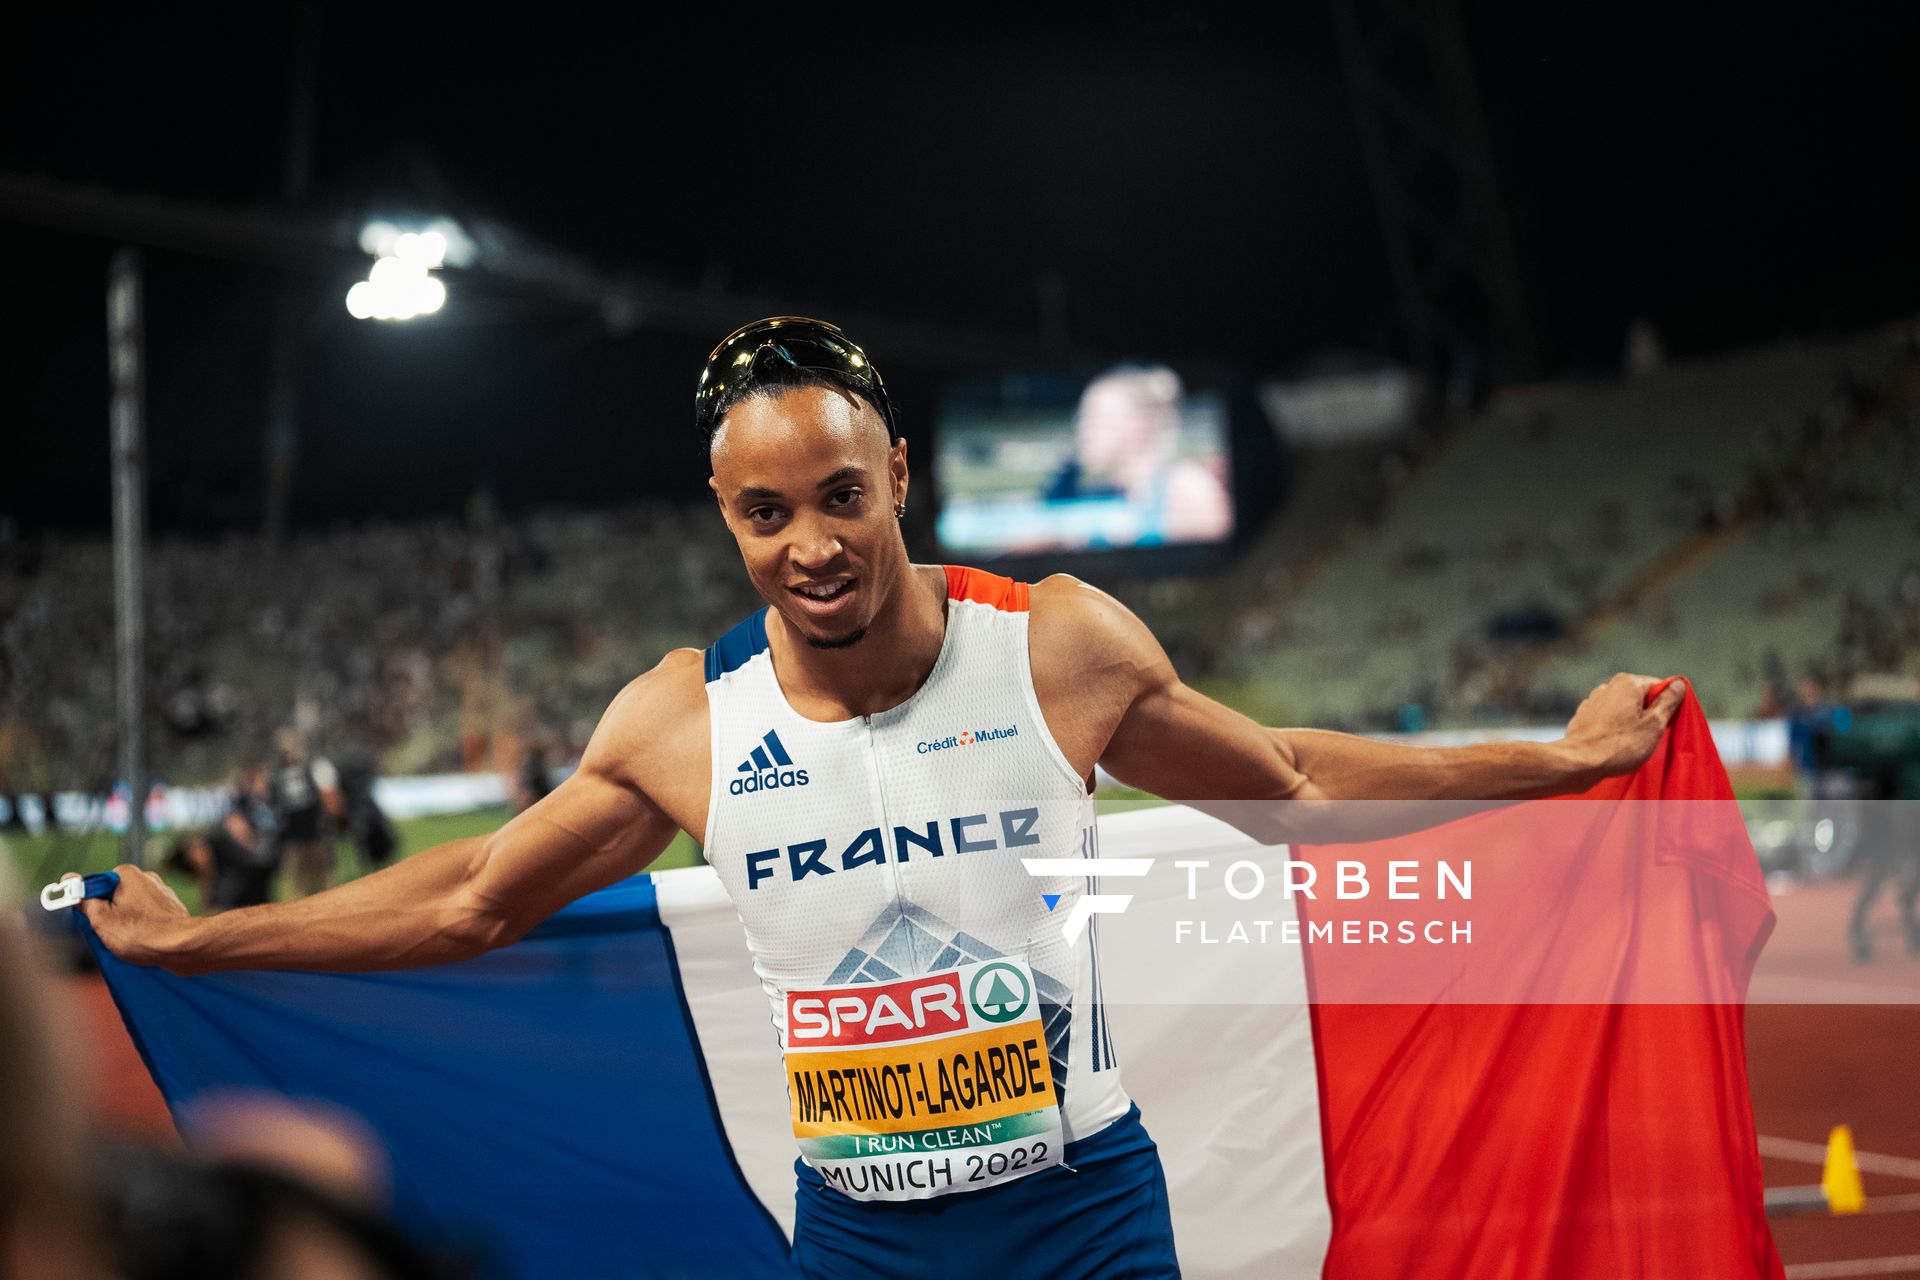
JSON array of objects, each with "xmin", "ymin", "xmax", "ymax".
[{"xmin": 730, "ymin": 730, "xmax": 811, "ymax": 796}]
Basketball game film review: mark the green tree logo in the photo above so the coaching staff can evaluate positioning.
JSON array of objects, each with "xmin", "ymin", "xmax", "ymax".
[{"xmin": 968, "ymin": 963, "xmax": 1032, "ymax": 1024}]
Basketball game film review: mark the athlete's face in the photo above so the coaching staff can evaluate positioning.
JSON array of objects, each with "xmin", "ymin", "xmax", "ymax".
[{"xmin": 709, "ymin": 386, "xmax": 910, "ymax": 650}]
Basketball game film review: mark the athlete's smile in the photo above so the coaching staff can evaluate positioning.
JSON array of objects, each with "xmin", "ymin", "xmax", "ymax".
[{"xmin": 788, "ymin": 576, "xmax": 859, "ymax": 618}]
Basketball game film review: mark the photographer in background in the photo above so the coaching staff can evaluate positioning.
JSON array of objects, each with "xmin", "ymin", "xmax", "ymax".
[
  {"xmin": 269, "ymin": 730, "xmax": 341, "ymax": 899},
  {"xmin": 334, "ymin": 757, "xmax": 398, "ymax": 875},
  {"xmin": 167, "ymin": 770, "xmax": 279, "ymax": 913}
]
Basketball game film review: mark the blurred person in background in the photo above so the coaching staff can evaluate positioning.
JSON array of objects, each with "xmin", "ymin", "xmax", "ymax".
[
  {"xmin": 94, "ymin": 1095, "xmax": 460, "ymax": 1280},
  {"xmin": 0, "ymin": 865, "xmax": 105, "ymax": 1280},
  {"xmin": 333, "ymin": 756, "xmax": 398, "ymax": 873},
  {"xmin": 12, "ymin": 845, "xmax": 455, "ymax": 1279},
  {"xmin": 1845, "ymin": 750, "xmax": 1920, "ymax": 964},
  {"xmin": 166, "ymin": 769, "xmax": 280, "ymax": 912},
  {"xmin": 269, "ymin": 729, "xmax": 340, "ymax": 898},
  {"xmin": 1788, "ymin": 678, "xmax": 1837, "ymax": 779},
  {"xmin": 1070, "ymin": 364, "xmax": 1232, "ymax": 546},
  {"xmin": 233, "ymin": 763, "xmax": 278, "ymax": 840},
  {"xmin": 509, "ymin": 734, "xmax": 554, "ymax": 814}
]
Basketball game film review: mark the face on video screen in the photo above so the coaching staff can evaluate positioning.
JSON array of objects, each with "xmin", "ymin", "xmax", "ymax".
[{"xmin": 936, "ymin": 366, "xmax": 1234, "ymax": 556}]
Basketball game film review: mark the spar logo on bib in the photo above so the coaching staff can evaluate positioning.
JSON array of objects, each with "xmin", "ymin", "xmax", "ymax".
[
  {"xmin": 967, "ymin": 962, "xmax": 1031, "ymax": 1024},
  {"xmin": 788, "ymin": 971, "xmax": 966, "ymax": 1047}
]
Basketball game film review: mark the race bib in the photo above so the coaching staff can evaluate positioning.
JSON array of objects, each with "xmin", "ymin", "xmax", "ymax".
[{"xmin": 784, "ymin": 958, "xmax": 1063, "ymax": 1201}]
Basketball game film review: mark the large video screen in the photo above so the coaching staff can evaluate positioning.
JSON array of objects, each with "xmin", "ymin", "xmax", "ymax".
[{"xmin": 935, "ymin": 366, "xmax": 1235, "ymax": 556}]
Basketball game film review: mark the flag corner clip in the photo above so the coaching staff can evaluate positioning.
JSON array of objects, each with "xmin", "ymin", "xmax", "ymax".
[{"xmin": 40, "ymin": 871, "xmax": 120, "ymax": 913}]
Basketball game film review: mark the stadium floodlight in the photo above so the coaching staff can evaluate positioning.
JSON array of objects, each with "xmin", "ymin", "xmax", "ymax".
[
  {"xmin": 356, "ymin": 218, "xmax": 473, "ymax": 265},
  {"xmin": 347, "ymin": 218, "xmax": 467, "ymax": 322}
]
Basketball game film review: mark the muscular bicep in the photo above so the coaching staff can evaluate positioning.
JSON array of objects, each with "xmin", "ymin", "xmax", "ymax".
[
  {"xmin": 463, "ymin": 657, "xmax": 696, "ymax": 941},
  {"xmin": 1103, "ymin": 677, "xmax": 1310, "ymax": 804},
  {"xmin": 464, "ymin": 764, "xmax": 678, "ymax": 939},
  {"xmin": 1032, "ymin": 575, "xmax": 1309, "ymax": 804}
]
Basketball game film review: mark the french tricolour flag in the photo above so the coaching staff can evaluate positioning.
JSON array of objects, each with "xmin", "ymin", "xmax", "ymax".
[{"xmin": 83, "ymin": 683, "xmax": 1780, "ymax": 1278}]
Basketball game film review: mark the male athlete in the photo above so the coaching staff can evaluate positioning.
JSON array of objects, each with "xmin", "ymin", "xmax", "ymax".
[{"xmin": 78, "ymin": 317, "xmax": 1685, "ymax": 1279}]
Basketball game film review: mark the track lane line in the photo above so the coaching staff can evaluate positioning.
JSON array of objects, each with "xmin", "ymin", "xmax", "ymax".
[{"xmin": 1760, "ymin": 1135, "xmax": 1920, "ymax": 1182}]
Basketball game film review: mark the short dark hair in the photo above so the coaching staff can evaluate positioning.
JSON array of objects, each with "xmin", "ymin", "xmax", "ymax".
[{"xmin": 704, "ymin": 370, "xmax": 892, "ymax": 451}]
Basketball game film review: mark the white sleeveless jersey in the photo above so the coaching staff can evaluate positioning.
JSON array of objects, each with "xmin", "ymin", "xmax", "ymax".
[{"xmin": 701, "ymin": 566, "xmax": 1130, "ymax": 1201}]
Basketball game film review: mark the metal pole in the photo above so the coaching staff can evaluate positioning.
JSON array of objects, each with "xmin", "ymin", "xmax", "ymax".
[
  {"xmin": 260, "ymin": 290, "xmax": 306, "ymax": 546},
  {"xmin": 261, "ymin": 0, "xmax": 320, "ymax": 545},
  {"xmin": 107, "ymin": 249, "xmax": 148, "ymax": 868},
  {"xmin": 1329, "ymin": 0, "xmax": 1434, "ymax": 374}
]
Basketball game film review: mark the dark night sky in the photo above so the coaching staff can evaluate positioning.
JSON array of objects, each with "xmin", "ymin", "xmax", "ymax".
[{"xmin": 2, "ymin": 3, "xmax": 1915, "ymax": 535}]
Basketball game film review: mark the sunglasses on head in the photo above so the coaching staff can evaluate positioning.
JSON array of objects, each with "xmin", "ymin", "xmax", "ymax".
[{"xmin": 694, "ymin": 316, "xmax": 898, "ymax": 441}]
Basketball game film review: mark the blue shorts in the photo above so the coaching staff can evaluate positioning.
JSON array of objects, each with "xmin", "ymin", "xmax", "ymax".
[{"xmin": 791, "ymin": 1103, "xmax": 1179, "ymax": 1280}]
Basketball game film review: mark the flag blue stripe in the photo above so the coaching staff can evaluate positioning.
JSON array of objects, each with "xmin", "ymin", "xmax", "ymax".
[{"xmin": 78, "ymin": 875, "xmax": 795, "ymax": 1279}]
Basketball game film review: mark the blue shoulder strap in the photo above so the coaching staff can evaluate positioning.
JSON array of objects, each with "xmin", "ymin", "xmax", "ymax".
[{"xmin": 703, "ymin": 608, "xmax": 769, "ymax": 682}]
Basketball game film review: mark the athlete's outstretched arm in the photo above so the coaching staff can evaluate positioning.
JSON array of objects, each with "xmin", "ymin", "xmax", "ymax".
[
  {"xmin": 1041, "ymin": 579, "xmax": 1682, "ymax": 828},
  {"xmin": 77, "ymin": 651, "xmax": 701, "ymax": 976}
]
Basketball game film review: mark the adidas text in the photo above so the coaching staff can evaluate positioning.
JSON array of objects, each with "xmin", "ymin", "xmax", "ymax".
[{"xmin": 729, "ymin": 768, "xmax": 811, "ymax": 796}]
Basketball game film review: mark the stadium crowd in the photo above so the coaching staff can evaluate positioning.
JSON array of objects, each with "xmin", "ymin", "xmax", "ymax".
[
  {"xmin": 2, "ymin": 330, "xmax": 1917, "ymax": 800},
  {"xmin": 1208, "ymin": 328, "xmax": 1920, "ymax": 732},
  {"xmin": 0, "ymin": 502, "xmax": 758, "ymax": 796}
]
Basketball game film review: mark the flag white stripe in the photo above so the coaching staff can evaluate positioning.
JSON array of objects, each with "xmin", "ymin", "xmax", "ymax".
[{"xmin": 660, "ymin": 805, "xmax": 1333, "ymax": 1277}]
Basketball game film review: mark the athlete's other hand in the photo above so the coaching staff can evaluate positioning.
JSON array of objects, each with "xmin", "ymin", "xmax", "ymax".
[
  {"xmin": 1562, "ymin": 673, "xmax": 1687, "ymax": 778},
  {"xmin": 64, "ymin": 865, "xmax": 191, "ymax": 968}
]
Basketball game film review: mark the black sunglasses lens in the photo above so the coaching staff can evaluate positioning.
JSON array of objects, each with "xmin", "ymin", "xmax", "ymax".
[
  {"xmin": 696, "ymin": 319, "xmax": 888, "ymax": 436},
  {"xmin": 741, "ymin": 335, "xmax": 869, "ymax": 384}
]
